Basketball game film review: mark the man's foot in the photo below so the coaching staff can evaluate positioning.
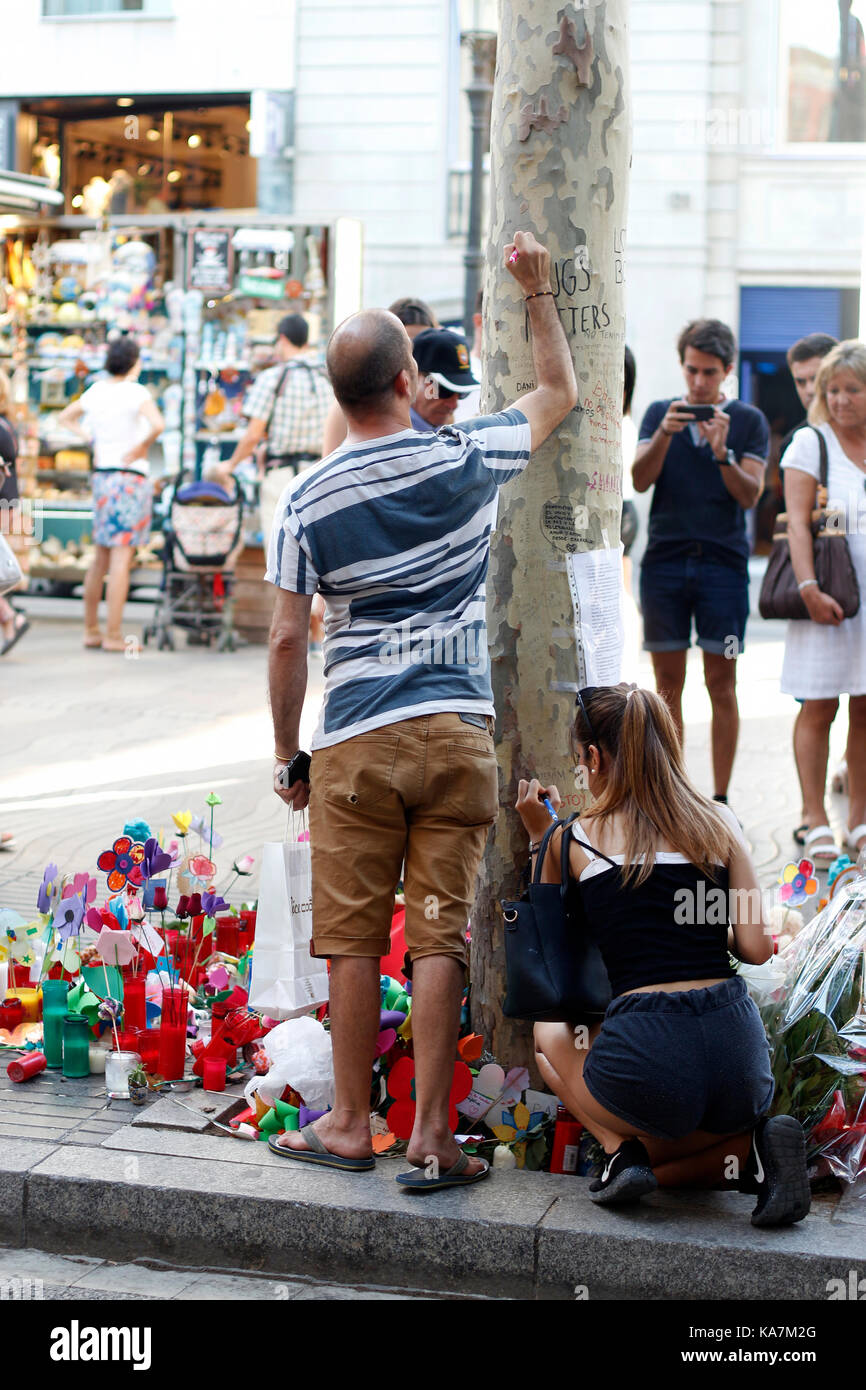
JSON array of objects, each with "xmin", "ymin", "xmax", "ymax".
[
  {"xmin": 1, "ymin": 611, "xmax": 29, "ymax": 656},
  {"xmin": 406, "ymin": 1125, "xmax": 488, "ymax": 1181},
  {"xmin": 274, "ymin": 1113, "xmax": 373, "ymax": 1162},
  {"xmin": 83, "ymin": 627, "xmax": 103, "ymax": 649},
  {"xmin": 588, "ymin": 1138, "xmax": 658, "ymax": 1206},
  {"xmin": 743, "ymin": 1115, "xmax": 811, "ymax": 1228}
]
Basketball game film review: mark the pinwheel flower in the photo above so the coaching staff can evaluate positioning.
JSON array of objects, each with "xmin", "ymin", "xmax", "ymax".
[
  {"xmin": 37, "ymin": 863, "xmax": 60, "ymax": 915},
  {"xmin": 61, "ymin": 873, "xmax": 97, "ymax": 906},
  {"xmin": 97, "ymin": 837, "xmax": 146, "ymax": 894},
  {"xmin": 491, "ymin": 1102, "xmax": 549, "ymax": 1169},
  {"xmin": 137, "ymin": 837, "xmax": 173, "ymax": 882},
  {"xmin": 386, "ymin": 1055, "xmax": 472, "ymax": 1141},
  {"xmin": 55, "ymin": 893, "xmax": 86, "ymax": 942},
  {"xmin": 779, "ymin": 858, "xmax": 819, "ymax": 908}
]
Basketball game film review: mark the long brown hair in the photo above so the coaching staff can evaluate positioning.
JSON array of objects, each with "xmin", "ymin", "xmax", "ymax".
[{"xmin": 571, "ymin": 683, "xmax": 738, "ymax": 886}]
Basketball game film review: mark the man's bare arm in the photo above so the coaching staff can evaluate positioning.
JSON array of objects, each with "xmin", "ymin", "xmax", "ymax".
[
  {"xmin": 268, "ymin": 587, "xmax": 314, "ymax": 808},
  {"xmin": 502, "ymin": 231, "xmax": 577, "ymax": 451}
]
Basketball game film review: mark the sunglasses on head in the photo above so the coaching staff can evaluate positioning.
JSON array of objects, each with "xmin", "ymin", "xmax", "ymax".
[{"xmin": 575, "ymin": 686, "xmax": 600, "ymax": 749}]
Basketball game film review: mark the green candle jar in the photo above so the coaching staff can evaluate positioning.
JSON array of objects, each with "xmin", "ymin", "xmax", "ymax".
[
  {"xmin": 62, "ymin": 1012, "xmax": 91, "ymax": 1078},
  {"xmin": 42, "ymin": 980, "xmax": 70, "ymax": 1069}
]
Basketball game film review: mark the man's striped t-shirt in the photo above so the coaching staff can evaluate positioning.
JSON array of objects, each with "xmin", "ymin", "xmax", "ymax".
[{"xmin": 265, "ymin": 409, "xmax": 531, "ymax": 749}]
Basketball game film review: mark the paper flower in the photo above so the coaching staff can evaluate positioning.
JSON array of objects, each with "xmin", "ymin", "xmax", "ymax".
[
  {"xmin": 172, "ymin": 811, "xmax": 193, "ymax": 836},
  {"xmin": 152, "ymin": 885, "xmax": 168, "ymax": 912},
  {"xmin": 125, "ymin": 894, "xmax": 145, "ymax": 924},
  {"xmin": 190, "ymin": 815, "xmax": 223, "ymax": 849},
  {"xmin": 97, "ymin": 997, "xmax": 122, "ymax": 1024},
  {"xmin": 37, "ymin": 863, "xmax": 60, "ymax": 914},
  {"xmin": 123, "ymin": 819, "xmax": 153, "ymax": 845},
  {"xmin": 66, "ymin": 980, "xmax": 101, "ymax": 1026},
  {"xmin": 233, "ymin": 854, "xmax": 255, "ymax": 876},
  {"xmin": 97, "ymin": 837, "xmax": 146, "ymax": 893},
  {"xmin": 138, "ymin": 837, "xmax": 173, "ymax": 882},
  {"xmin": 201, "ymin": 891, "xmax": 229, "ymax": 917},
  {"xmin": 62, "ymin": 873, "xmax": 97, "ymax": 906},
  {"xmin": 779, "ymin": 858, "xmax": 819, "ymax": 907},
  {"xmin": 164, "ymin": 839, "xmax": 182, "ymax": 866},
  {"xmin": 385, "ymin": 1056, "xmax": 472, "ymax": 1141},
  {"xmin": 205, "ymin": 792, "xmax": 223, "ymax": 809},
  {"xmin": 491, "ymin": 1102, "xmax": 549, "ymax": 1169},
  {"xmin": 96, "ymin": 928, "xmax": 138, "ymax": 968},
  {"xmin": 55, "ymin": 893, "xmax": 86, "ymax": 942},
  {"xmin": 188, "ymin": 855, "xmax": 215, "ymax": 881}
]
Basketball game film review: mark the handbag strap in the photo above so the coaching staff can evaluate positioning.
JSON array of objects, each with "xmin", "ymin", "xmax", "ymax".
[
  {"xmin": 530, "ymin": 811, "xmax": 578, "ymax": 886},
  {"xmin": 264, "ymin": 366, "xmax": 291, "ymax": 436},
  {"xmin": 809, "ymin": 425, "xmax": 829, "ymax": 492}
]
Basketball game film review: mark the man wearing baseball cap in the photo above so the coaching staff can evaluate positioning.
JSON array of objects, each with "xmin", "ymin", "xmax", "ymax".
[{"xmin": 410, "ymin": 328, "xmax": 479, "ymax": 432}]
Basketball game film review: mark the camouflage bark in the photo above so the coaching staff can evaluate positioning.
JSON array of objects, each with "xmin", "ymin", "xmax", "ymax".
[{"xmin": 470, "ymin": 0, "xmax": 631, "ymax": 1068}]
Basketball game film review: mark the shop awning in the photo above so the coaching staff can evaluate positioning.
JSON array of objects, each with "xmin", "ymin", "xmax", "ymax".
[{"xmin": 0, "ymin": 170, "xmax": 65, "ymax": 214}]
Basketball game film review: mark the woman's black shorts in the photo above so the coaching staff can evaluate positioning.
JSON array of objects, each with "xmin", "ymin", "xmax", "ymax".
[{"xmin": 583, "ymin": 976, "xmax": 774, "ymax": 1141}]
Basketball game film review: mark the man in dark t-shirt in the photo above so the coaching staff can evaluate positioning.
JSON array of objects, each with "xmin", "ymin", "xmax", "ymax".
[{"xmin": 633, "ymin": 318, "xmax": 769, "ymax": 804}]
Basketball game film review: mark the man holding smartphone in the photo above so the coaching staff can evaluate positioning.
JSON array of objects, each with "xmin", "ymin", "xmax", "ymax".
[
  {"xmin": 265, "ymin": 230, "xmax": 576, "ymax": 1188},
  {"xmin": 632, "ymin": 319, "xmax": 769, "ymax": 806}
]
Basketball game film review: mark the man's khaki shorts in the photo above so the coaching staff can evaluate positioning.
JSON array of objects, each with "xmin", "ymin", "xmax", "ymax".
[{"xmin": 308, "ymin": 712, "xmax": 499, "ymax": 968}]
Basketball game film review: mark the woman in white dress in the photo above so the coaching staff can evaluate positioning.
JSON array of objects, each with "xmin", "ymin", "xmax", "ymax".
[{"xmin": 781, "ymin": 340, "xmax": 866, "ymax": 864}]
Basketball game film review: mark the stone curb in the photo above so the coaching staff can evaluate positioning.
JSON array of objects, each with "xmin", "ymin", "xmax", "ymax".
[{"xmin": 1, "ymin": 1136, "xmax": 863, "ymax": 1300}]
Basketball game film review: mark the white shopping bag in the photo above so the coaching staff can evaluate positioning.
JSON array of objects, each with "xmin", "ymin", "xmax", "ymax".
[
  {"xmin": 248, "ymin": 835, "xmax": 330, "ymax": 1021},
  {"xmin": 0, "ymin": 534, "xmax": 22, "ymax": 597}
]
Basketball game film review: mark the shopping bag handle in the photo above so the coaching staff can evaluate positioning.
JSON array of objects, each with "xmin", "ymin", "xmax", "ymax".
[{"xmin": 286, "ymin": 805, "xmax": 308, "ymax": 842}]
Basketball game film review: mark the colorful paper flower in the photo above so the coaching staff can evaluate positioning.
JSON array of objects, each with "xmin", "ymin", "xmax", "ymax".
[
  {"xmin": 172, "ymin": 811, "xmax": 193, "ymax": 837},
  {"xmin": 55, "ymin": 893, "xmax": 86, "ymax": 942},
  {"xmin": 97, "ymin": 997, "xmax": 122, "ymax": 1024},
  {"xmin": 37, "ymin": 863, "xmax": 60, "ymax": 914},
  {"xmin": 491, "ymin": 1102, "xmax": 549, "ymax": 1169},
  {"xmin": 97, "ymin": 837, "xmax": 146, "ymax": 894},
  {"xmin": 205, "ymin": 792, "xmax": 223, "ymax": 809},
  {"xmin": 188, "ymin": 855, "xmax": 215, "ymax": 882},
  {"xmin": 385, "ymin": 1056, "xmax": 472, "ymax": 1141},
  {"xmin": 123, "ymin": 819, "xmax": 153, "ymax": 845},
  {"xmin": 233, "ymin": 855, "xmax": 255, "ymax": 876},
  {"xmin": 96, "ymin": 928, "xmax": 138, "ymax": 968},
  {"xmin": 778, "ymin": 858, "xmax": 819, "ymax": 907}
]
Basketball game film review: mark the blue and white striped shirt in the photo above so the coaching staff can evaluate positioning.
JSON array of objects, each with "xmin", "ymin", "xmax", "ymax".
[{"xmin": 265, "ymin": 409, "xmax": 531, "ymax": 748}]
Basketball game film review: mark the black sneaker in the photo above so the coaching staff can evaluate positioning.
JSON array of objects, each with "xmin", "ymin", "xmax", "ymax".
[
  {"xmin": 588, "ymin": 1138, "xmax": 658, "ymax": 1206},
  {"xmin": 745, "ymin": 1115, "xmax": 811, "ymax": 1228}
]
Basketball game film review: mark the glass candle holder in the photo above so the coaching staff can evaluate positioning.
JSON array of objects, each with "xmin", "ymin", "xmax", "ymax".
[
  {"xmin": 105, "ymin": 1049, "xmax": 142, "ymax": 1099},
  {"xmin": 122, "ymin": 974, "xmax": 147, "ymax": 1033},
  {"xmin": 62, "ymin": 1012, "xmax": 92, "ymax": 1078},
  {"xmin": 157, "ymin": 987, "xmax": 188, "ymax": 1080},
  {"xmin": 202, "ymin": 1056, "xmax": 226, "ymax": 1091},
  {"xmin": 215, "ymin": 917, "xmax": 239, "ymax": 957},
  {"xmin": 41, "ymin": 979, "xmax": 70, "ymax": 1069},
  {"xmin": 137, "ymin": 1028, "xmax": 160, "ymax": 1074}
]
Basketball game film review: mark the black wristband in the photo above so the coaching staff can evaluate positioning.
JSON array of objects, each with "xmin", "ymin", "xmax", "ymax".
[{"xmin": 524, "ymin": 290, "xmax": 555, "ymax": 301}]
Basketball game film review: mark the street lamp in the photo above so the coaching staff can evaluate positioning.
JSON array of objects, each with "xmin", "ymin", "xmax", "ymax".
[{"xmin": 460, "ymin": 1, "xmax": 497, "ymax": 339}]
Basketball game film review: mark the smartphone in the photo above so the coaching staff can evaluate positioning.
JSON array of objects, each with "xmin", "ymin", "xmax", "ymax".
[
  {"xmin": 278, "ymin": 750, "xmax": 311, "ymax": 789},
  {"xmin": 678, "ymin": 403, "xmax": 716, "ymax": 422}
]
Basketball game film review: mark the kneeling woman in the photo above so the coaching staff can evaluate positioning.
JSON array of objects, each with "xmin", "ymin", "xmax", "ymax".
[{"xmin": 516, "ymin": 683, "xmax": 810, "ymax": 1228}]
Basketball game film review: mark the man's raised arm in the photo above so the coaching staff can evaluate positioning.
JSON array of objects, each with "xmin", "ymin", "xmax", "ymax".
[{"xmin": 503, "ymin": 230, "xmax": 578, "ymax": 451}]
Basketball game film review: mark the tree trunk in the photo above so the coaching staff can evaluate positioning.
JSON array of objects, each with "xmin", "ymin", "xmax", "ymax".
[{"xmin": 471, "ymin": 0, "xmax": 631, "ymax": 1068}]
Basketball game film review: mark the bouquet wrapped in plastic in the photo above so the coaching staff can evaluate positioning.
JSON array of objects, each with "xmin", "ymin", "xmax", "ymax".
[{"xmin": 757, "ymin": 878, "xmax": 866, "ymax": 1183}]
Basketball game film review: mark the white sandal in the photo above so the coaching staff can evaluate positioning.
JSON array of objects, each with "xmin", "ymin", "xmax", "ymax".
[
  {"xmin": 845, "ymin": 823, "xmax": 866, "ymax": 857},
  {"xmin": 803, "ymin": 824, "xmax": 838, "ymax": 867}
]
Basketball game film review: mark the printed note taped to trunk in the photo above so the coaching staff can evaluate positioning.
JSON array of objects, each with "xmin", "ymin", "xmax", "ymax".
[{"xmin": 566, "ymin": 544, "xmax": 625, "ymax": 688}]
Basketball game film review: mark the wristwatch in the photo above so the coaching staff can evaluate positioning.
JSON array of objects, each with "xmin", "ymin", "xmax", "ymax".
[{"xmin": 718, "ymin": 448, "xmax": 737, "ymax": 467}]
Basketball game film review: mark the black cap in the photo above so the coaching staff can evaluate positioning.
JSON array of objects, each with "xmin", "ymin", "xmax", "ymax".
[{"xmin": 412, "ymin": 328, "xmax": 478, "ymax": 394}]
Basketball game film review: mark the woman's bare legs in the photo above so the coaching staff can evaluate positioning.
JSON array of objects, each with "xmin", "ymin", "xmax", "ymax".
[
  {"xmin": 105, "ymin": 545, "xmax": 136, "ymax": 646},
  {"xmin": 534, "ymin": 1022, "xmax": 751, "ymax": 1186},
  {"xmin": 83, "ymin": 544, "xmax": 111, "ymax": 642}
]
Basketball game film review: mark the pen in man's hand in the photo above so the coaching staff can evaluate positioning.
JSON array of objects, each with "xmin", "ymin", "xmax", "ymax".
[{"xmin": 541, "ymin": 795, "xmax": 558, "ymax": 823}]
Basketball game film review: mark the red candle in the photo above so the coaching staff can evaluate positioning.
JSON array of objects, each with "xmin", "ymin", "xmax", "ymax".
[
  {"xmin": 137, "ymin": 1029, "xmax": 159, "ymax": 1074},
  {"xmin": 157, "ymin": 987, "xmax": 188, "ymax": 1080},
  {"xmin": 122, "ymin": 974, "xmax": 147, "ymax": 1033},
  {"xmin": 215, "ymin": 917, "xmax": 239, "ymax": 957},
  {"xmin": 202, "ymin": 1057, "xmax": 226, "ymax": 1092},
  {"xmin": 7, "ymin": 1052, "xmax": 47, "ymax": 1082},
  {"xmin": 0, "ymin": 996, "xmax": 24, "ymax": 1031},
  {"xmin": 116, "ymin": 1030, "xmax": 138, "ymax": 1053}
]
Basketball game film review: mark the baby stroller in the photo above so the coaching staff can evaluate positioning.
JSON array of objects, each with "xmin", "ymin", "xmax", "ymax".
[{"xmin": 143, "ymin": 475, "xmax": 243, "ymax": 652}]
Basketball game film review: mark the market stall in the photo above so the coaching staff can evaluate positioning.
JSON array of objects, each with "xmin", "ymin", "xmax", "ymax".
[{"xmin": 0, "ymin": 211, "xmax": 362, "ymax": 618}]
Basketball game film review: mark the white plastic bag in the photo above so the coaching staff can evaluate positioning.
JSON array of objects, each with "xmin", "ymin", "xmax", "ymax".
[
  {"xmin": 0, "ymin": 534, "xmax": 22, "ymax": 597},
  {"xmin": 244, "ymin": 1015, "xmax": 335, "ymax": 1111},
  {"xmin": 248, "ymin": 837, "xmax": 330, "ymax": 1021}
]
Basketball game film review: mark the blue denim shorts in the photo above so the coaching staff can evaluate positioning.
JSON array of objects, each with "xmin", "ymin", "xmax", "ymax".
[
  {"xmin": 640, "ymin": 553, "xmax": 749, "ymax": 656},
  {"xmin": 583, "ymin": 976, "xmax": 774, "ymax": 1141}
]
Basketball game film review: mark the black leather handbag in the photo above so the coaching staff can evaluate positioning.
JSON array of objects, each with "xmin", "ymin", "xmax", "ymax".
[
  {"xmin": 759, "ymin": 426, "xmax": 860, "ymax": 621},
  {"xmin": 502, "ymin": 816, "xmax": 612, "ymax": 1023}
]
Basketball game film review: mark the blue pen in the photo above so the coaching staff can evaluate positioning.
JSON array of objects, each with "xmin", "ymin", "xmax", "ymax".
[{"xmin": 541, "ymin": 795, "xmax": 559, "ymax": 823}]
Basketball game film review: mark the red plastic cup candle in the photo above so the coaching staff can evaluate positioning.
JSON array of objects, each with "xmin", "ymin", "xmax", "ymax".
[
  {"xmin": 138, "ymin": 1029, "xmax": 159, "ymax": 1073},
  {"xmin": 7, "ymin": 1052, "xmax": 47, "ymax": 1083},
  {"xmin": 0, "ymin": 996, "xmax": 25, "ymax": 1031},
  {"xmin": 215, "ymin": 917, "xmax": 239, "ymax": 957},
  {"xmin": 202, "ymin": 1057, "xmax": 226, "ymax": 1092},
  {"xmin": 122, "ymin": 974, "xmax": 147, "ymax": 1033}
]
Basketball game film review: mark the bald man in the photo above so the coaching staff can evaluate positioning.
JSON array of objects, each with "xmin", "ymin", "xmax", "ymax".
[{"xmin": 265, "ymin": 231, "xmax": 577, "ymax": 1190}]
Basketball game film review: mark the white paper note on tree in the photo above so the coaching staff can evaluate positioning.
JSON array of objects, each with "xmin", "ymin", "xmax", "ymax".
[{"xmin": 566, "ymin": 544, "xmax": 625, "ymax": 688}]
